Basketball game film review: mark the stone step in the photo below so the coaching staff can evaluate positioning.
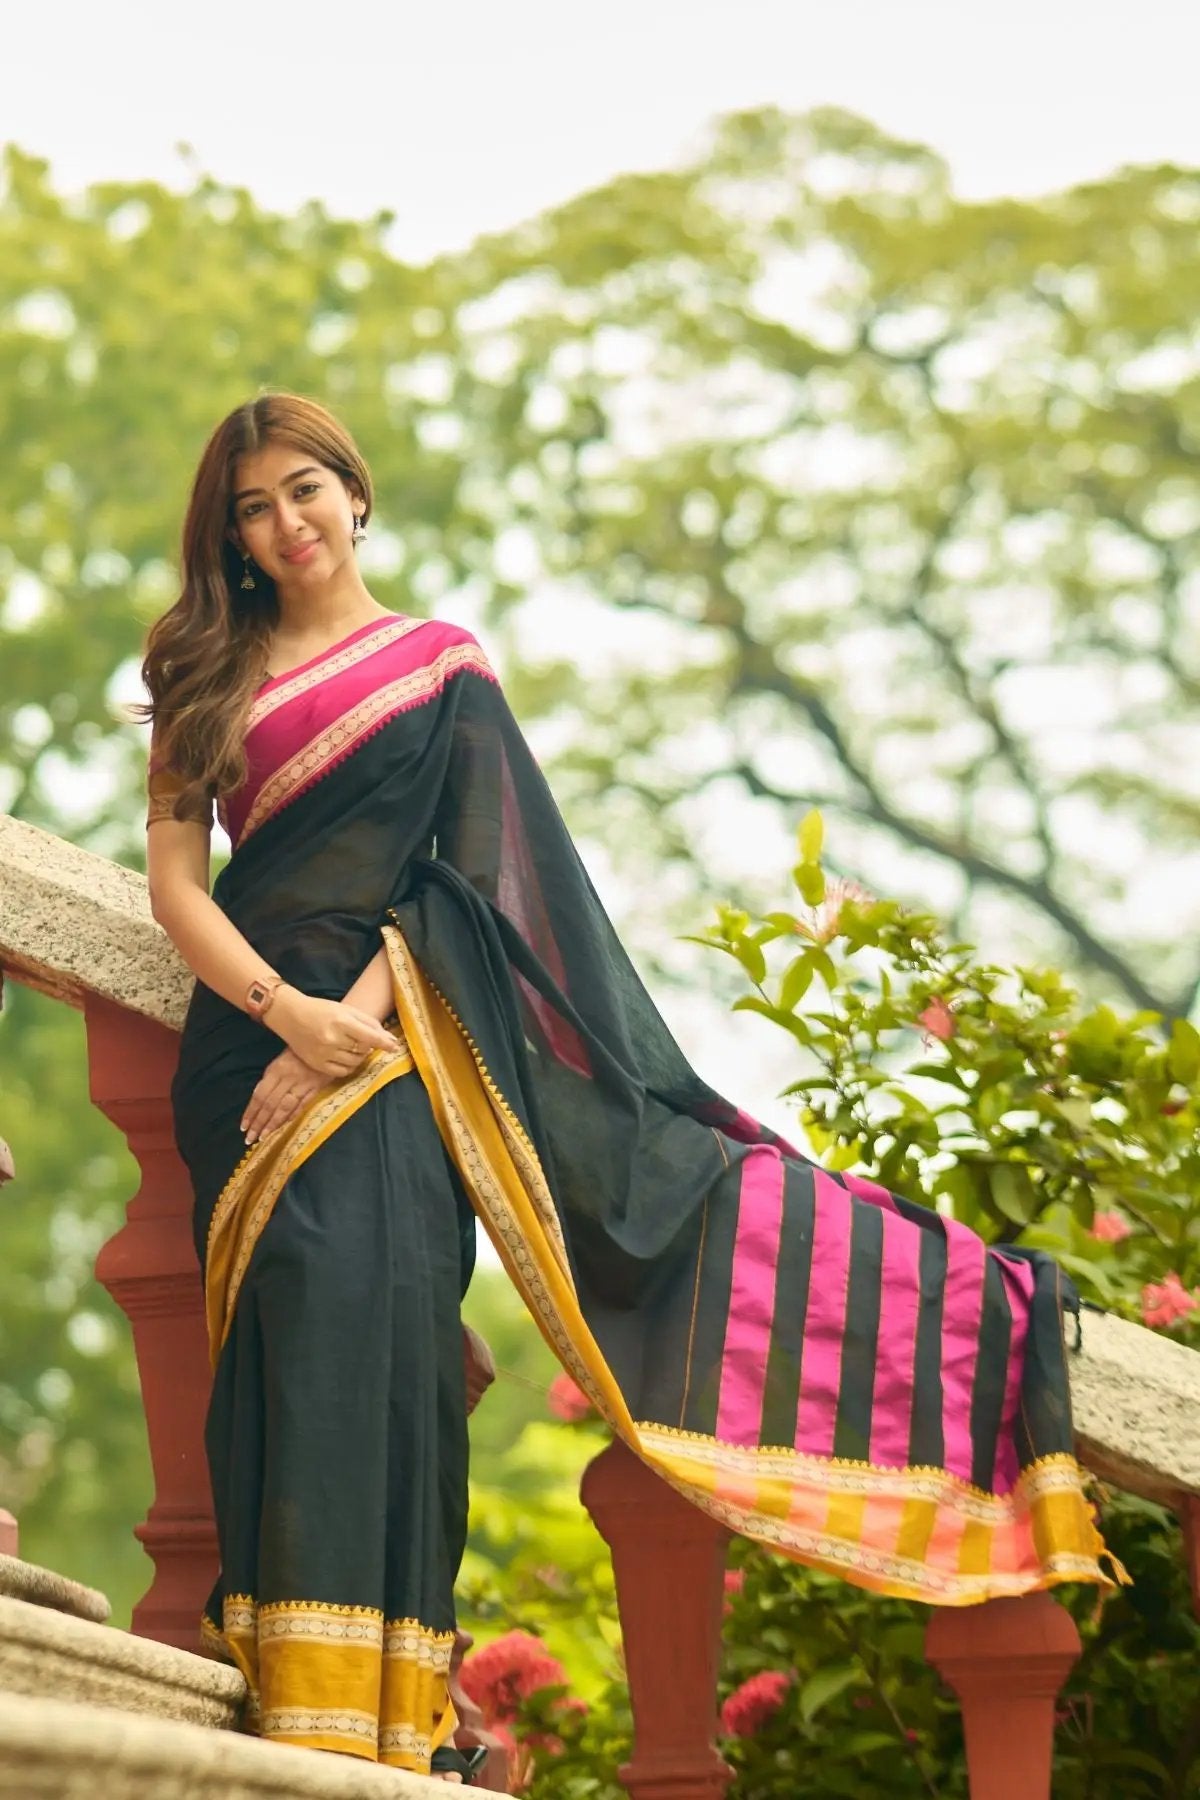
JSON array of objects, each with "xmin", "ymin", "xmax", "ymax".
[
  {"xmin": 0, "ymin": 1594, "xmax": 245, "ymax": 1731},
  {"xmin": 0, "ymin": 1553, "xmax": 110, "ymax": 1624},
  {"xmin": 0, "ymin": 1690, "xmax": 453, "ymax": 1797}
]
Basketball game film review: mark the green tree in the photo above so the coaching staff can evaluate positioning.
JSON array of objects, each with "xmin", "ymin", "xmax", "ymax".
[{"xmin": 4, "ymin": 111, "xmax": 1200, "ymax": 1007}]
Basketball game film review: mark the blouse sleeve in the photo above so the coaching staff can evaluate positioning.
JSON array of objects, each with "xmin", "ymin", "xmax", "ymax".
[{"xmin": 146, "ymin": 729, "xmax": 215, "ymax": 830}]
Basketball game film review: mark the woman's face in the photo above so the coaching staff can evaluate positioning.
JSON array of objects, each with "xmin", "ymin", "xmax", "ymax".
[{"xmin": 229, "ymin": 441, "xmax": 361, "ymax": 592}]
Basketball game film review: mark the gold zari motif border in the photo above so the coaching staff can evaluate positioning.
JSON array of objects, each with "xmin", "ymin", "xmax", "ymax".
[
  {"xmin": 203, "ymin": 1594, "xmax": 455, "ymax": 1771},
  {"xmin": 246, "ymin": 615, "xmax": 430, "ymax": 730}
]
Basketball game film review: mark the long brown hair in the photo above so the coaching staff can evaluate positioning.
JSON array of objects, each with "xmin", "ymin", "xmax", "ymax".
[{"xmin": 140, "ymin": 392, "xmax": 374, "ymax": 818}]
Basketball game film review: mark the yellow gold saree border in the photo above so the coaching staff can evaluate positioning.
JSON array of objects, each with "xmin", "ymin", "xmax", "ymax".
[
  {"xmin": 204, "ymin": 1034, "xmax": 415, "ymax": 1366},
  {"xmin": 383, "ymin": 922, "xmax": 1115, "ymax": 1605},
  {"xmin": 203, "ymin": 1593, "xmax": 456, "ymax": 1771}
]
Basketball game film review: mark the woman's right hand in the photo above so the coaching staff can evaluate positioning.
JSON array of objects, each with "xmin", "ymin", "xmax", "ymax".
[{"xmin": 270, "ymin": 989, "xmax": 403, "ymax": 1080}]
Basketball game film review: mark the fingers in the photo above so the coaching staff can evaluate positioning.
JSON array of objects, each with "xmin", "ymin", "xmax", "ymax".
[
  {"xmin": 242, "ymin": 1056, "xmax": 322, "ymax": 1146},
  {"xmin": 341, "ymin": 1008, "xmax": 405, "ymax": 1054}
]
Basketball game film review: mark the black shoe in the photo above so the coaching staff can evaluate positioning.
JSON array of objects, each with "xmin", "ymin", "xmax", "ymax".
[{"xmin": 430, "ymin": 1743, "xmax": 489, "ymax": 1784}]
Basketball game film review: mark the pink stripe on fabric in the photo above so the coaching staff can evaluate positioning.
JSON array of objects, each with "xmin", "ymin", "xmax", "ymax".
[
  {"xmin": 939, "ymin": 1217, "xmax": 988, "ymax": 1483},
  {"xmin": 793, "ymin": 1169, "xmax": 853, "ymax": 1461},
  {"xmin": 989, "ymin": 1252, "xmax": 1036, "ymax": 1494},
  {"xmin": 228, "ymin": 625, "xmax": 492, "ymax": 847},
  {"xmin": 840, "ymin": 1171, "xmax": 899, "ymax": 1214},
  {"xmin": 924, "ymin": 1502, "xmax": 968, "ymax": 1573},
  {"xmin": 868, "ymin": 1207, "xmax": 922, "ymax": 1468},
  {"xmin": 714, "ymin": 1147, "xmax": 787, "ymax": 1447}
]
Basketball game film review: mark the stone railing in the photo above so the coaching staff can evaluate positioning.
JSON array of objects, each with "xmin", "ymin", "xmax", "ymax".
[{"xmin": 3, "ymin": 812, "xmax": 1200, "ymax": 1800}]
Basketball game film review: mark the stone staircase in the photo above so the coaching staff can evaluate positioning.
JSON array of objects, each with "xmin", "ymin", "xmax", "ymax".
[{"xmin": 0, "ymin": 1556, "xmax": 453, "ymax": 1797}]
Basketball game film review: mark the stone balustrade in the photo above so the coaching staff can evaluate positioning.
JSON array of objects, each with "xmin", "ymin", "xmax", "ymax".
[{"xmin": 3, "ymin": 811, "xmax": 1200, "ymax": 1800}]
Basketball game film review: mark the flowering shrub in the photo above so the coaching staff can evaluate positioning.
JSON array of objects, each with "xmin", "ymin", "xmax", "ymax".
[
  {"xmin": 688, "ymin": 812, "xmax": 1200, "ymax": 1345},
  {"xmin": 720, "ymin": 1669, "xmax": 794, "ymax": 1736}
]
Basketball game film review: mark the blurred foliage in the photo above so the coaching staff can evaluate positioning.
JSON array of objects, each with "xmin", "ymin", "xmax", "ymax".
[
  {"xmin": 0, "ymin": 985, "xmax": 151, "ymax": 1622},
  {"xmin": 2, "ymin": 109, "xmax": 1199, "ymax": 1006}
]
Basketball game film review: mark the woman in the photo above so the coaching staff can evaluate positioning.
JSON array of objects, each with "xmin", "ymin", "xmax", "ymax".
[{"xmin": 145, "ymin": 393, "xmax": 1111, "ymax": 1786}]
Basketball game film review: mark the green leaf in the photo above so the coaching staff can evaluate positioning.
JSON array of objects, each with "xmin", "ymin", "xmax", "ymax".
[
  {"xmin": 799, "ymin": 1661, "xmax": 861, "ymax": 1722},
  {"xmin": 794, "ymin": 863, "xmax": 826, "ymax": 907},
  {"xmin": 734, "ymin": 937, "xmax": 767, "ymax": 985},
  {"xmin": 779, "ymin": 954, "xmax": 814, "ymax": 1013},
  {"xmin": 797, "ymin": 808, "xmax": 824, "ymax": 866},
  {"xmin": 1167, "ymin": 1019, "xmax": 1200, "ymax": 1086},
  {"xmin": 989, "ymin": 1163, "xmax": 1037, "ymax": 1225}
]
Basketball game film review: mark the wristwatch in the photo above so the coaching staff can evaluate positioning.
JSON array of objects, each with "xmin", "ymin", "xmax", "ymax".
[{"xmin": 245, "ymin": 975, "xmax": 284, "ymax": 1020}]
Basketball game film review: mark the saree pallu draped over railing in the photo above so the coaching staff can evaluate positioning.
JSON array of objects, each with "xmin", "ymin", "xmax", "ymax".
[{"xmin": 166, "ymin": 617, "xmax": 1115, "ymax": 1771}]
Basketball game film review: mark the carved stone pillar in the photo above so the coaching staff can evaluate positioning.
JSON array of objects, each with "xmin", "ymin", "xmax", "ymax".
[
  {"xmin": 84, "ymin": 994, "xmax": 217, "ymax": 1648},
  {"xmin": 582, "ymin": 1440, "xmax": 732, "ymax": 1800},
  {"xmin": 925, "ymin": 1591, "xmax": 1082, "ymax": 1800}
]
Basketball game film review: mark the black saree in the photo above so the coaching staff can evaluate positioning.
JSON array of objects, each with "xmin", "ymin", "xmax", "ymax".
[{"xmin": 154, "ymin": 615, "xmax": 1110, "ymax": 1774}]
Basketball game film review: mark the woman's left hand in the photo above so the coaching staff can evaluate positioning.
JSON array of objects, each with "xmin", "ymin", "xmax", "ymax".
[{"xmin": 242, "ymin": 1048, "xmax": 326, "ymax": 1146}]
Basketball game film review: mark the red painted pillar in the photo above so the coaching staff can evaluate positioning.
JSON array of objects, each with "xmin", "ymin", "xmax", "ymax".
[
  {"xmin": 582, "ymin": 1440, "xmax": 732, "ymax": 1800},
  {"xmin": 925, "ymin": 1592, "xmax": 1081, "ymax": 1800},
  {"xmin": 84, "ymin": 994, "xmax": 218, "ymax": 1648}
]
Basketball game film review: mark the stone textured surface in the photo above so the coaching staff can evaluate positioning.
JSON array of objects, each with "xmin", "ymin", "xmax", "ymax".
[
  {"xmin": 0, "ymin": 814, "xmax": 192, "ymax": 1027},
  {"xmin": 0, "ymin": 1553, "xmax": 110, "ymax": 1623},
  {"xmin": 0, "ymin": 1595, "xmax": 244, "ymax": 1731},
  {"xmin": 1072, "ymin": 1306, "xmax": 1200, "ymax": 1505},
  {"xmin": 0, "ymin": 1691, "xmax": 457, "ymax": 1797}
]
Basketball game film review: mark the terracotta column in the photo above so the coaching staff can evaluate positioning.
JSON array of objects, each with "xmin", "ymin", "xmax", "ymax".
[
  {"xmin": 582, "ymin": 1440, "xmax": 732, "ymax": 1800},
  {"xmin": 84, "ymin": 994, "xmax": 218, "ymax": 1648},
  {"xmin": 925, "ymin": 1592, "xmax": 1081, "ymax": 1800}
]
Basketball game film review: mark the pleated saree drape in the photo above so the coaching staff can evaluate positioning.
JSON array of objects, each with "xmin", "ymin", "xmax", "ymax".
[{"xmin": 155, "ymin": 614, "xmax": 1112, "ymax": 1775}]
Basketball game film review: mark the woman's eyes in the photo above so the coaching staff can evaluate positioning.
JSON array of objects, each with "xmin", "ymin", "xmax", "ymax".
[{"xmin": 242, "ymin": 483, "xmax": 320, "ymax": 518}]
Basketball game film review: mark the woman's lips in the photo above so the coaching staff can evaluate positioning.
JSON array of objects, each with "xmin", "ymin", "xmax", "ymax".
[{"xmin": 281, "ymin": 540, "xmax": 319, "ymax": 565}]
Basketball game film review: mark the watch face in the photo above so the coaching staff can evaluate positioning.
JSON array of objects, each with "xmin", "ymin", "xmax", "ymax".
[{"xmin": 248, "ymin": 982, "xmax": 267, "ymax": 1007}]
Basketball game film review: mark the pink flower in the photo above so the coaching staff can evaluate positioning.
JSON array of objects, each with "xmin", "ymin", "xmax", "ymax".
[
  {"xmin": 547, "ymin": 1372, "xmax": 595, "ymax": 1422},
  {"xmin": 722, "ymin": 1567, "xmax": 745, "ymax": 1618},
  {"xmin": 459, "ymin": 1631, "xmax": 569, "ymax": 1726},
  {"xmin": 794, "ymin": 878, "xmax": 872, "ymax": 945},
  {"xmin": 1141, "ymin": 1272, "xmax": 1197, "ymax": 1330},
  {"xmin": 1089, "ymin": 1211, "xmax": 1131, "ymax": 1243},
  {"xmin": 917, "ymin": 997, "xmax": 956, "ymax": 1042},
  {"xmin": 719, "ymin": 1670, "xmax": 793, "ymax": 1738}
]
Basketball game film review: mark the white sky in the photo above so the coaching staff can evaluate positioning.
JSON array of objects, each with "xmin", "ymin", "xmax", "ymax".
[
  {"xmin": 4, "ymin": 1, "xmax": 1200, "ymax": 264},
  {"xmin": 7, "ymin": 0, "xmax": 1198, "ymax": 1135}
]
